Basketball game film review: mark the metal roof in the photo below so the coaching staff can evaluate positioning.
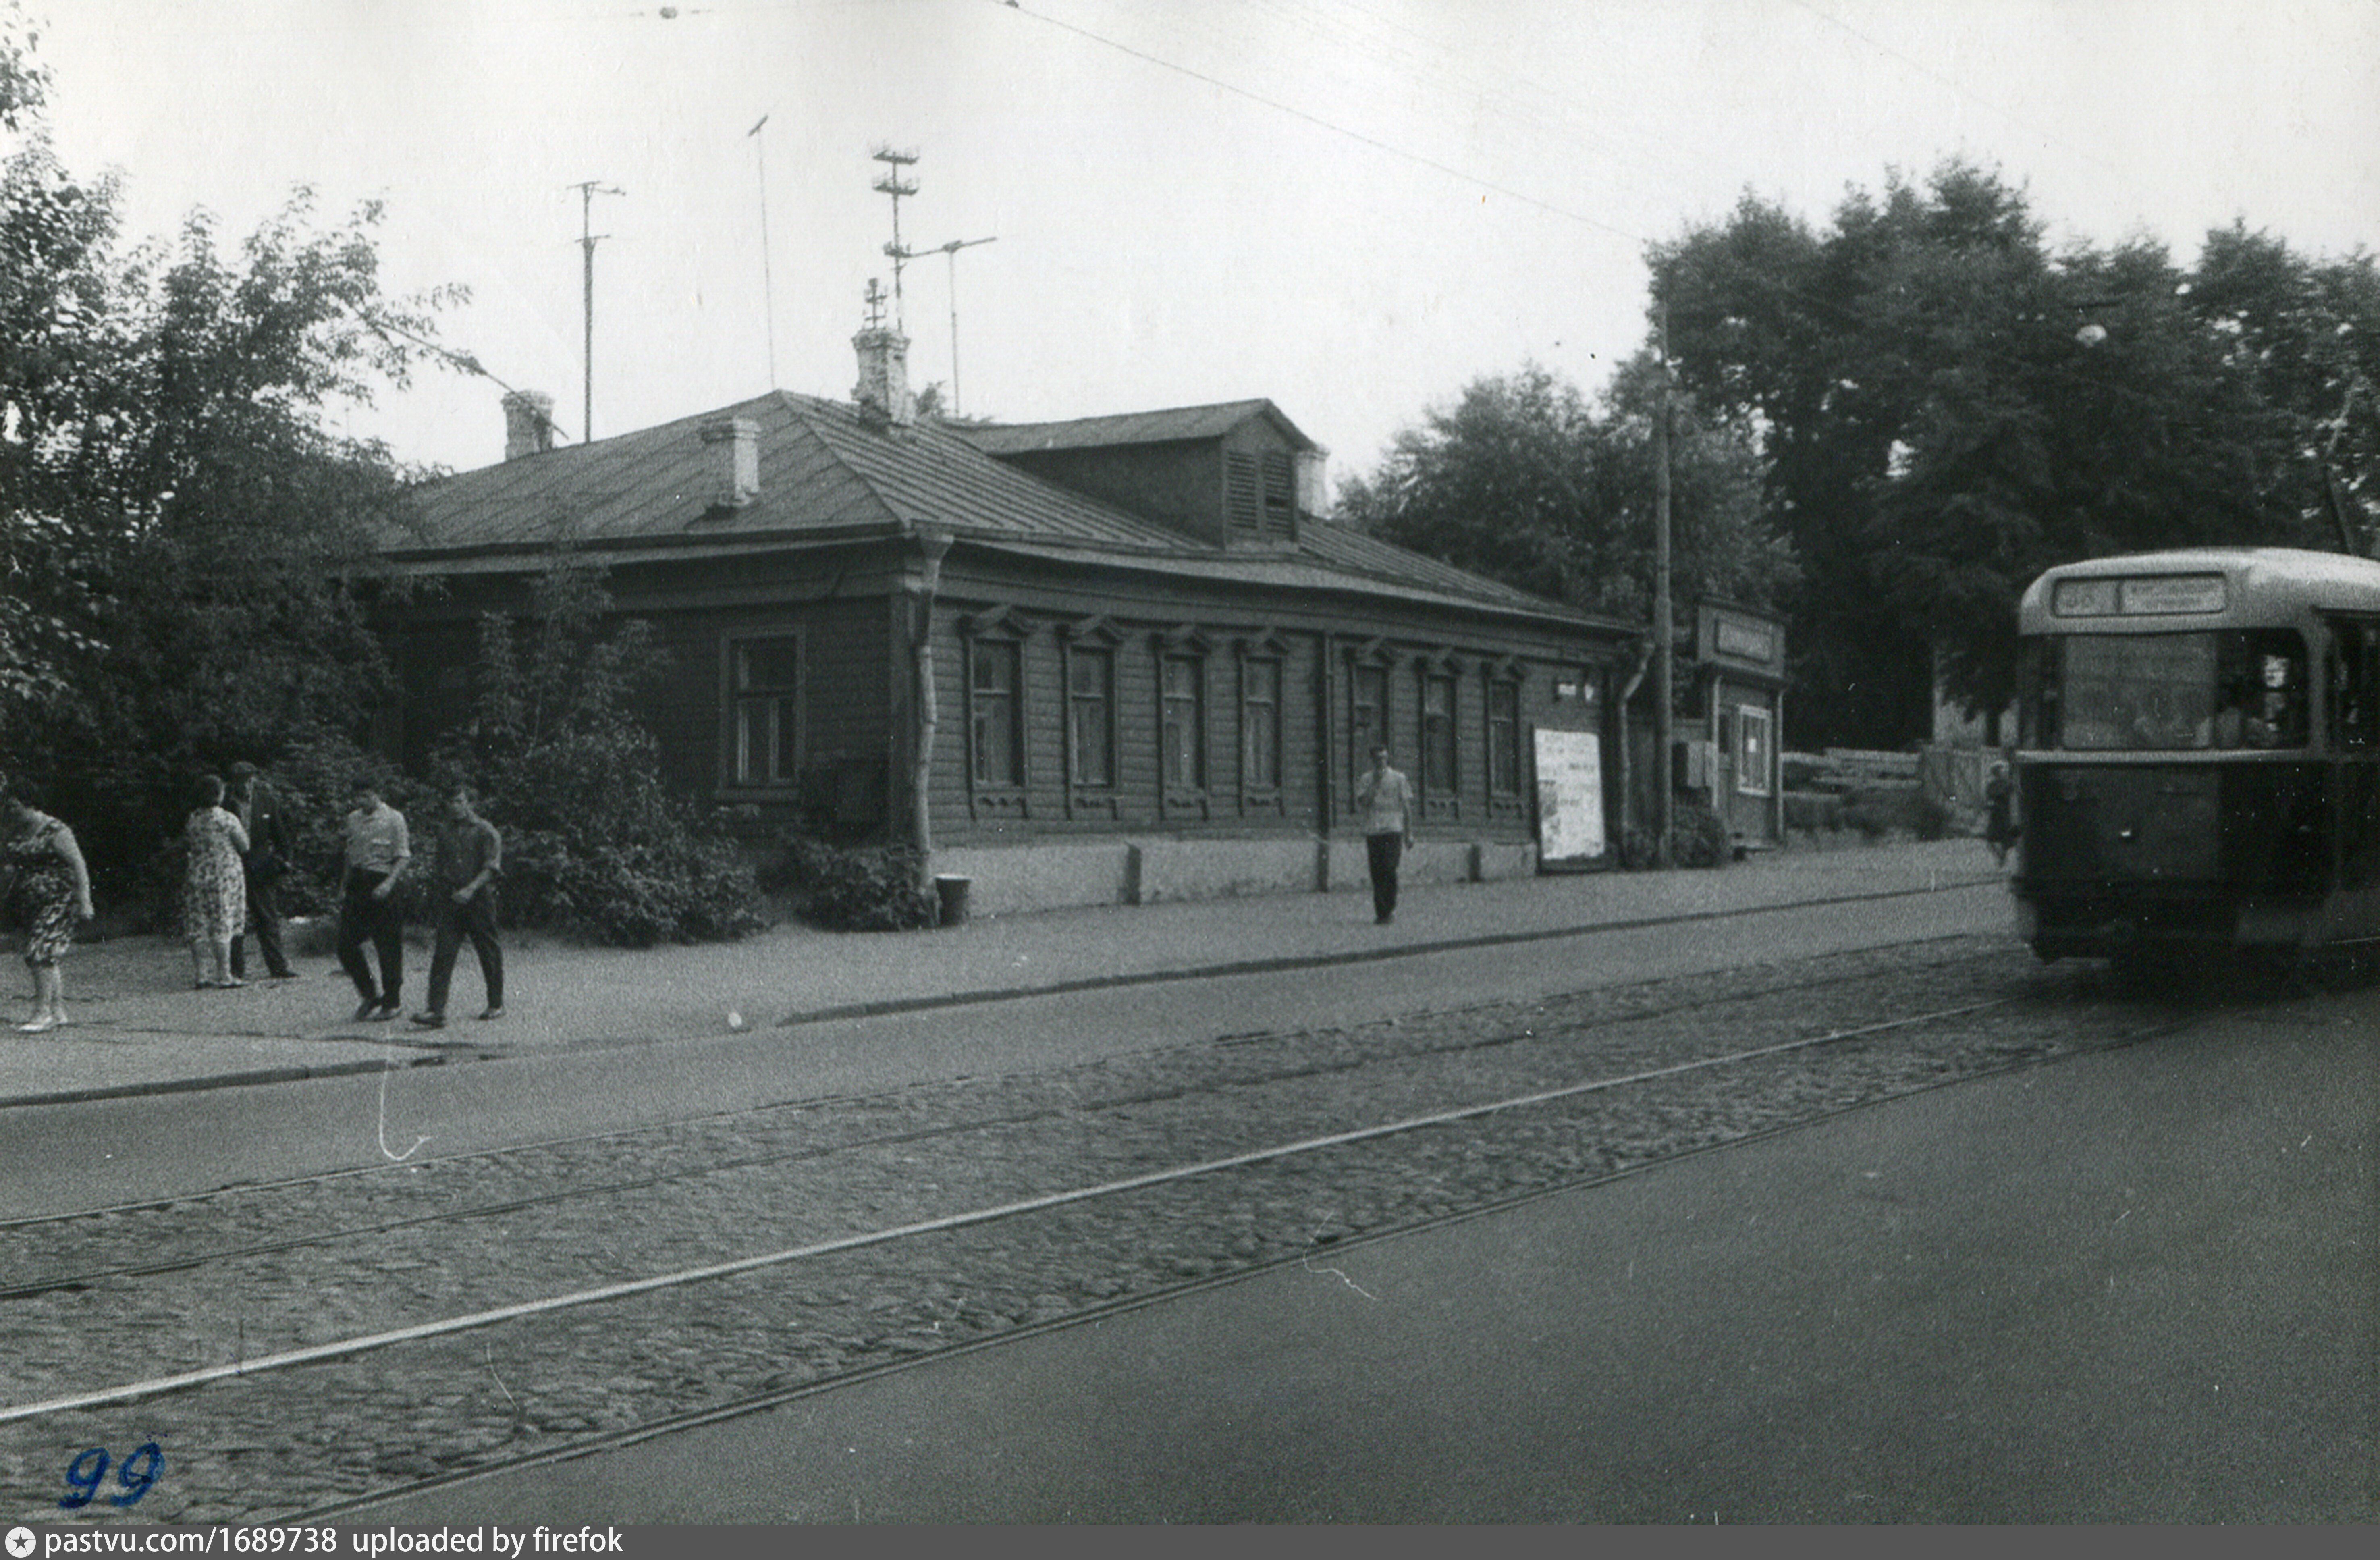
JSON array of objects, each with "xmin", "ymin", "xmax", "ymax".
[
  {"xmin": 393, "ymin": 391, "xmax": 1608, "ymax": 630},
  {"xmin": 2018, "ymin": 546, "xmax": 2380, "ymax": 623},
  {"xmin": 957, "ymin": 399, "xmax": 1320, "ymax": 456}
]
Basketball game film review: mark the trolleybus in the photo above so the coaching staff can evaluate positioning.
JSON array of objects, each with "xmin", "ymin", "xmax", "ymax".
[{"xmin": 2012, "ymin": 546, "xmax": 2380, "ymax": 964}]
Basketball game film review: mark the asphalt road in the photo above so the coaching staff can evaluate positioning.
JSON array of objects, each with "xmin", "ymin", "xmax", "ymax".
[
  {"xmin": 355, "ymin": 983, "xmax": 2378, "ymax": 1524},
  {"xmin": 0, "ymin": 884, "xmax": 2001, "ymax": 1220}
]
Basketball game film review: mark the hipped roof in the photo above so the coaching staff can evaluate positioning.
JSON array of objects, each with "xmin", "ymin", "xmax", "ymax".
[{"xmin": 393, "ymin": 390, "xmax": 1628, "ymax": 634}]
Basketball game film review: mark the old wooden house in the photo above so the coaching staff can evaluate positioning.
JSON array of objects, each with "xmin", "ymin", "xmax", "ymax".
[{"xmin": 382, "ymin": 326, "xmax": 1647, "ymax": 912}]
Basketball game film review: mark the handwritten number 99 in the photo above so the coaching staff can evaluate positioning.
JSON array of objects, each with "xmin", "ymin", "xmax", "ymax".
[{"xmin": 59, "ymin": 1443, "xmax": 163, "ymax": 1509}]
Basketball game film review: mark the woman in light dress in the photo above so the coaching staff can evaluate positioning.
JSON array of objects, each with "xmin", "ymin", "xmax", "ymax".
[{"xmin": 183, "ymin": 773, "xmax": 250, "ymax": 989}]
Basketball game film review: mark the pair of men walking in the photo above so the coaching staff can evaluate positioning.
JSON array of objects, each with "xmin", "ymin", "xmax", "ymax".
[{"xmin": 336, "ymin": 781, "xmax": 504, "ymax": 1029}]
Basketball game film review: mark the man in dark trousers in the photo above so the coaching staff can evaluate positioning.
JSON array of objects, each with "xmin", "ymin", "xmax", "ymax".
[
  {"xmin": 336, "ymin": 781, "xmax": 409, "ymax": 1022},
  {"xmin": 411, "ymin": 783, "xmax": 504, "ymax": 1028},
  {"xmin": 226, "ymin": 761, "xmax": 298, "ymax": 981},
  {"xmin": 1354, "ymin": 742, "xmax": 1415, "ymax": 924}
]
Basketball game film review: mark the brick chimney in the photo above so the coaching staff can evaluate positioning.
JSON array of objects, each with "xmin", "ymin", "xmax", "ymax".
[
  {"xmin": 851, "ymin": 325, "xmax": 913, "ymax": 430},
  {"xmin": 699, "ymin": 415, "xmax": 760, "ymax": 509},
  {"xmin": 502, "ymin": 390, "xmax": 556, "ymax": 461}
]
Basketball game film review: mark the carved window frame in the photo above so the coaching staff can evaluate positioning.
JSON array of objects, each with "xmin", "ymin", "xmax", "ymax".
[{"xmin": 960, "ymin": 606, "xmax": 1031, "ymax": 817}]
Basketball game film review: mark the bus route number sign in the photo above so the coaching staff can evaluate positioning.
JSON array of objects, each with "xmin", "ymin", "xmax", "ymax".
[{"xmin": 2052, "ymin": 574, "xmax": 2226, "ymax": 618}]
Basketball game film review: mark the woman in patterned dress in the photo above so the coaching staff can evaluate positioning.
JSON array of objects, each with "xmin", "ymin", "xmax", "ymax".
[
  {"xmin": 1, "ymin": 775, "xmax": 96, "ymax": 1033},
  {"xmin": 183, "ymin": 773, "xmax": 250, "ymax": 989}
]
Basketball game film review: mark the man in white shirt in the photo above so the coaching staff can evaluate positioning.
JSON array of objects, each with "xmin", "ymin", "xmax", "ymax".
[
  {"xmin": 336, "ymin": 782, "xmax": 410, "ymax": 1021},
  {"xmin": 1353, "ymin": 743, "xmax": 1415, "ymax": 924}
]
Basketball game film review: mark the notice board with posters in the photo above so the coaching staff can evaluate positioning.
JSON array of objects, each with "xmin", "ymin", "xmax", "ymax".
[{"xmin": 1533, "ymin": 727, "xmax": 1607, "ymax": 868}]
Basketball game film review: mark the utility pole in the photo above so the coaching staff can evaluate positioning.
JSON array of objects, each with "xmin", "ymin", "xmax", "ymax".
[
  {"xmin": 1653, "ymin": 286, "xmax": 1675, "ymax": 866},
  {"xmin": 572, "ymin": 179, "xmax": 625, "ymax": 442},
  {"xmin": 748, "ymin": 116, "xmax": 777, "ymax": 388}
]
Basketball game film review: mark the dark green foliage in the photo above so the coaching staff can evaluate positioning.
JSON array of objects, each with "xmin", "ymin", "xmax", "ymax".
[
  {"xmin": 1338, "ymin": 361, "xmax": 1793, "ymax": 623},
  {"xmin": 1653, "ymin": 160, "xmax": 2378, "ymax": 748},
  {"xmin": 768, "ymin": 836, "xmax": 937, "ymax": 933},
  {"xmin": 1666, "ymin": 800, "xmax": 1732, "ymax": 868},
  {"xmin": 1838, "ymin": 786, "xmax": 1950, "ymax": 842},
  {"xmin": 1618, "ymin": 800, "xmax": 1732, "ymax": 871},
  {"xmin": 428, "ymin": 563, "xmax": 769, "ymax": 947},
  {"xmin": 2, "ymin": 19, "xmax": 464, "ymax": 896},
  {"xmin": 1783, "ymin": 791, "xmax": 1844, "ymax": 833}
]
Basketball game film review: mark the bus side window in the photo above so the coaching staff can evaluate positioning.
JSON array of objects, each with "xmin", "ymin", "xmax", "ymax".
[{"xmin": 2333, "ymin": 618, "xmax": 2380, "ymax": 749}]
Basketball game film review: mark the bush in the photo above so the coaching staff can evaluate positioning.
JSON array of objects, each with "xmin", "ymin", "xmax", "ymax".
[
  {"xmin": 1784, "ymin": 790, "xmax": 1844, "ymax": 833},
  {"xmin": 501, "ymin": 826, "xmax": 766, "ymax": 947},
  {"xmin": 770, "ymin": 836, "xmax": 937, "ymax": 933},
  {"xmin": 1840, "ymin": 784, "xmax": 1950, "ymax": 841},
  {"xmin": 1667, "ymin": 800, "xmax": 1732, "ymax": 868},
  {"xmin": 1619, "ymin": 800, "xmax": 1732, "ymax": 870},
  {"xmin": 424, "ymin": 562, "xmax": 771, "ymax": 946}
]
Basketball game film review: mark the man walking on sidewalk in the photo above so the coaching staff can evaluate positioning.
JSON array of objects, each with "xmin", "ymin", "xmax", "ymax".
[
  {"xmin": 1354, "ymin": 742, "xmax": 1415, "ymax": 925},
  {"xmin": 412, "ymin": 783, "xmax": 504, "ymax": 1028},
  {"xmin": 336, "ymin": 781, "xmax": 409, "ymax": 1021},
  {"xmin": 226, "ymin": 762, "xmax": 298, "ymax": 981}
]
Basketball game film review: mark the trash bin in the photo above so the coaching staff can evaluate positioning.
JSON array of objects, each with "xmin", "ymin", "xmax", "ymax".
[{"xmin": 933, "ymin": 874, "xmax": 972, "ymax": 927}]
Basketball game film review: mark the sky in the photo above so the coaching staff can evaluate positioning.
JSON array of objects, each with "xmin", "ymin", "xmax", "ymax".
[{"xmin": 19, "ymin": 0, "xmax": 2380, "ymax": 490}]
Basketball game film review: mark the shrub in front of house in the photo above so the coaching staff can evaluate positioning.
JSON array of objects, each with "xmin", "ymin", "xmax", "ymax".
[
  {"xmin": 766, "ymin": 836, "xmax": 937, "ymax": 933},
  {"xmin": 1616, "ymin": 800, "xmax": 1732, "ymax": 870},
  {"xmin": 1667, "ymin": 799, "xmax": 1732, "ymax": 868},
  {"xmin": 498, "ymin": 824, "xmax": 766, "ymax": 947},
  {"xmin": 425, "ymin": 565, "xmax": 772, "ymax": 947}
]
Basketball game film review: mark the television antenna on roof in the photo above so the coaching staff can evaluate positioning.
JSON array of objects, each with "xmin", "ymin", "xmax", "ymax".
[
  {"xmin": 570, "ymin": 179, "xmax": 625, "ymax": 442},
  {"xmin": 871, "ymin": 145, "xmax": 920, "ymax": 326},
  {"xmin": 872, "ymin": 149, "xmax": 999, "ymax": 413}
]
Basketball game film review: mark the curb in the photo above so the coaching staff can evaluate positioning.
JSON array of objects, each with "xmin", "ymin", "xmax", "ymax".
[
  {"xmin": 1, "ymin": 872, "xmax": 2008, "ymax": 1113},
  {"xmin": 771, "ymin": 875, "xmax": 2006, "ymax": 1027}
]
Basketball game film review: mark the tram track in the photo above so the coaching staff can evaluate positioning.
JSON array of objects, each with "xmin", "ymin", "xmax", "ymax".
[
  {"xmin": 0, "ymin": 936, "xmax": 2231, "ymax": 1521},
  {"xmin": 0, "ymin": 937, "xmax": 2039, "ymax": 1297}
]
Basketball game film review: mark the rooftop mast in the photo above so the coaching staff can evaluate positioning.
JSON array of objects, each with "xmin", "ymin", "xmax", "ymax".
[
  {"xmin": 571, "ymin": 179, "xmax": 625, "ymax": 442},
  {"xmin": 872, "ymin": 146, "xmax": 998, "ymax": 415}
]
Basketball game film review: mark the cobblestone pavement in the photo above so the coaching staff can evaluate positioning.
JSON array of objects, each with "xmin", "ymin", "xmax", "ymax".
[{"xmin": 0, "ymin": 935, "xmax": 2224, "ymax": 1523}]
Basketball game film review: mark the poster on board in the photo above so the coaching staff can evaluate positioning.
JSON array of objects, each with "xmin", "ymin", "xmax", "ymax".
[{"xmin": 1534, "ymin": 727, "xmax": 1607, "ymax": 868}]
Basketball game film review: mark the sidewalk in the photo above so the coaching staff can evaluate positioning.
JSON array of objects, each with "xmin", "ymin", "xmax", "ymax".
[{"xmin": 0, "ymin": 837, "xmax": 2008, "ymax": 1110}]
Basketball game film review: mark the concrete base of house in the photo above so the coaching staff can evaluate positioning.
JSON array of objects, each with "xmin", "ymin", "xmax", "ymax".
[{"xmin": 930, "ymin": 835, "xmax": 1542, "ymax": 917}]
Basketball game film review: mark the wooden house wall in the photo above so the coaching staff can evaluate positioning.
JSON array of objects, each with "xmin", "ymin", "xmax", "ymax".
[
  {"xmin": 378, "ymin": 548, "xmax": 902, "ymax": 832},
  {"xmin": 925, "ymin": 547, "xmax": 1625, "ymax": 848},
  {"xmin": 381, "ymin": 538, "xmax": 1629, "ymax": 855}
]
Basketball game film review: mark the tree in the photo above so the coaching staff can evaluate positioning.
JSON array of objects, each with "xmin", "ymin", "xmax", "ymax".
[
  {"xmin": 2, "ymin": 15, "xmax": 463, "ymax": 895},
  {"xmin": 1653, "ymin": 160, "xmax": 2368, "ymax": 743},
  {"xmin": 1336, "ymin": 360, "xmax": 1789, "ymax": 624}
]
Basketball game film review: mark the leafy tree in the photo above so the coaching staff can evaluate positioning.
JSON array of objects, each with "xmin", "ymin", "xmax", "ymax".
[
  {"xmin": 1336, "ymin": 360, "xmax": 1789, "ymax": 623},
  {"xmin": 2, "ymin": 15, "xmax": 461, "ymax": 896},
  {"xmin": 1653, "ymin": 160, "xmax": 2371, "ymax": 743}
]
